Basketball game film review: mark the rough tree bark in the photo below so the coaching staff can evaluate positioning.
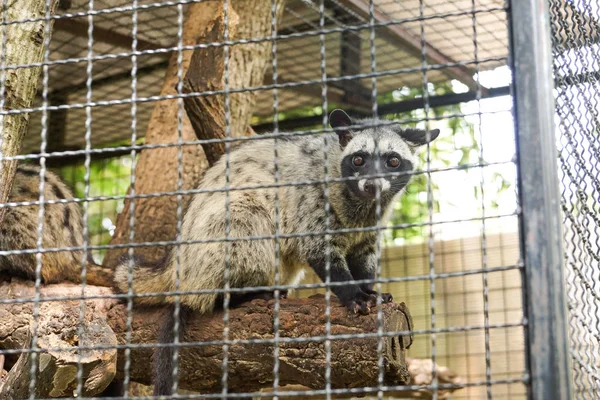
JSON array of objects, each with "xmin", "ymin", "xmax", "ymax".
[
  {"xmin": 100, "ymin": 2, "xmax": 212, "ymax": 267},
  {"xmin": 0, "ymin": 283, "xmax": 117, "ymax": 399},
  {"xmin": 103, "ymin": 0, "xmax": 285, "ymax": 267},
  {"xmin": 0, "ymin": 280, "xmax": 463, "ymax": 398},
  {"xmin": 109, "ymin": 296, "xmax": 413, "ymax": 393},
  {"xmin": 226, "ymin": 0, "xmax": 286, "ymax": 139},
  {"xmin": 181, "ymin": 4, "xmax": 240, "ymax": 168},
  {"xmin": 0, "ymin": 0, "xmax": 59, "ymax": 226}
]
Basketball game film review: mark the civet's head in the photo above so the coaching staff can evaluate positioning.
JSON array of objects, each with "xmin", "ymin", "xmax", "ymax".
[{"xmin": 329, "ymin": 109, "xmax": 440, "ymax": 201}]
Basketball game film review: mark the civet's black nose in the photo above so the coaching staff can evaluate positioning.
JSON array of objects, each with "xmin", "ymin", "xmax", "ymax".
[{"xmin": 363, "ymin": 180, "xmax": 376, "ymax": 194}]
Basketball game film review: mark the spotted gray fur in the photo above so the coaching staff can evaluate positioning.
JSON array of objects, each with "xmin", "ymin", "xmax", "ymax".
[
  {"xmin": 0, "ymin": 164, "xmax": 109, "ymax": 285},
  {"xmin": 114, "ymin": 110, "xmax": 440, "ymax": 313}
]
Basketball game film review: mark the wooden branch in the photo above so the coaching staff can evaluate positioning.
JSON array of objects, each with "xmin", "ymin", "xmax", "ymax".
[
  {"xmin": 182, "ymin": 4, "xmax": 240, "ymax": 167},
  {"xmin": 0, "ymin": 330, "xmax": 33, "ymax": 400},
  {"xmin": 104, "ymin": 0, "xmax": 285, "ymax": 266},
  {"xmin": 226, "ymin": 0, "xmax": 286, "ymax": 139},
  {"xmin": 0, "ymin": 280, "xmax": 463, "ymax": 398},
  {"xmin": 0, "ymin": 0, "xmax": 58, "ymax": 226}
]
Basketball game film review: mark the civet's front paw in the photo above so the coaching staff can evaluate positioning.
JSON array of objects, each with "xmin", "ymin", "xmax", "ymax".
[
  {"xmin": 363, "ymin": 289, "xmax": 394, "ymax": 304},
  {"xmin": 343, "ymin": 291, "xmax": 378, "ymax": 315}
]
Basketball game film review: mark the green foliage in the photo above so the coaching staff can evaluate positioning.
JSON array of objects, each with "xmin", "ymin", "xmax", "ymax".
[
  {"xmin": 60, "ymin": 157, "xmax": 133, "ymax": 261},
  {"xmin": 381, "ymin": 82, "xmax": 481, "ymax": 245}
]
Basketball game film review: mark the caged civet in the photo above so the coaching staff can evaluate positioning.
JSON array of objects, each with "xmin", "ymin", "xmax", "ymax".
[{"xmin": 113, "ymin": 109, "xmax": 440, "ymax": 395}]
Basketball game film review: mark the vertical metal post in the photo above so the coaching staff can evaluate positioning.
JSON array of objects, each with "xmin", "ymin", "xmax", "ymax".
[{"xmin": 509, "ymin": 1, "xmax": 573, "ymax": 399}]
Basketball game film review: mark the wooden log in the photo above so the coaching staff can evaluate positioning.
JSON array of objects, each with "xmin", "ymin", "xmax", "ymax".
[
  {"xmin": 0, "ymin": 280, "xmax": 463, "ymax": 398},
  {"xmin": 182, "ymin": 3, "xmax": 239, "ymax": 167},
  {"xmin": 0, "ymin": 329, "xmax": 33, "ymax": 400},
  {"xmin": 107, "ymin": 294, "xmax": 413, "ymax": 394},
  {"xmin": 0, "ymin": 0, "xmax": 58, "ymax": 226},
  {"xmin": 403, "ymin": 357, "xmax": 463, "ymax": 399}
]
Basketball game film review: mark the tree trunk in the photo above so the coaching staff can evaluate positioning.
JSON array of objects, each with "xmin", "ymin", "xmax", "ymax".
[
  {"xmin": 0, "ymin": 0, "xmax": 59, "ymax": 225},
  {"xmin": 103, "ymin": 0, "xmax": 285, "ymax": 267},
  {"xmin": 100, "ymin": 3, "xmax": 211, "ymax": 268},
  {"xmin": 227, "ymin": 0, "xmax": 285, "ymax": 139}
]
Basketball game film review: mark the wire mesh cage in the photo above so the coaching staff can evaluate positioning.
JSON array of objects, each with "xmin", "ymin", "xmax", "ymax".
[
  {"xmin": 550, "ymin": 0, "xmax": 600, "ymax": 398},
  {"xmin": 0, "ymin": 0, "xmax": 585, "ymax": 399}
]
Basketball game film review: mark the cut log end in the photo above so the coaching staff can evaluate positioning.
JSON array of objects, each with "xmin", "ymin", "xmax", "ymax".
[
  {"xmin": 383, "ymin": 302, "xmax": 414, "ymax": 385},
  {"xmin": 0, "ymin": 282, "xmax": 117, "ymax": 399}
]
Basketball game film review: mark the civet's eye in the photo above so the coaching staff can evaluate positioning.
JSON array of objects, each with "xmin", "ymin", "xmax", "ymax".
[
  {"xmin": 352, "ymin": 155, "xmax": 365, "ymax": 166},
  {"xmin": 387, "ymin": 157, "xmax": 401, "ymax": 168}
]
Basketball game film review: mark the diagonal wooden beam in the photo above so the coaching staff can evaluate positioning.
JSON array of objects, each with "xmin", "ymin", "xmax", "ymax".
[
  {"xmin": 336, "ymin": 0, "xmax": 484, "ymax": 92},
  {"xmin": 54, "ymin": 18, "xmax": 164, "ymax": 52},
  {"xmin": 51, "ymin": 17, "xmax": 362, "ymax": 107}
]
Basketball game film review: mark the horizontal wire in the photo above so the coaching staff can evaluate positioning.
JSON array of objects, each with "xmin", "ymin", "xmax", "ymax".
[
  {"xmin": 2, "ymin": 0, "xmax": 202, "ymax": 25},
  {"xmin": 0, "ymin": 319, "xmax": 526, "ymax": 355},
  {"xmin": 2, "ymin": 7, "xmax": 507, "ymax": 68},
  {"xmin": 15, "ymin": 376, "xmax": 528, "ymax": 400},
  {"xmin": 0, "ymin": 263, "xmax": 523, "ymax": 305},
  {"xmin": 0, "ymin": 211, "xmax": 519, "ymax": 257},
  {"xmin": 1, "ymin": 158, "xmax": 516, "ymax": 209},
  {"xmin": 4, "ymin": 3, "xmax": 507, "ymax": 28},
  {"xmin": 3, "ymin": 107, "xmax": 514, "ymax": 162},
  {"xmin": 1, "ymin": 56, "xmax": 507, "ymax": 116}
]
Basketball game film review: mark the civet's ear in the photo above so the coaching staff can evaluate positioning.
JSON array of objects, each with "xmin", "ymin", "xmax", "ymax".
[
  {"xmin": 329, "ymin": 109, "xmax": 353, "ymax": 149},
  {"xmin": 396, "ymin": 127, "xmax": 441, "ymax": 147}
]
